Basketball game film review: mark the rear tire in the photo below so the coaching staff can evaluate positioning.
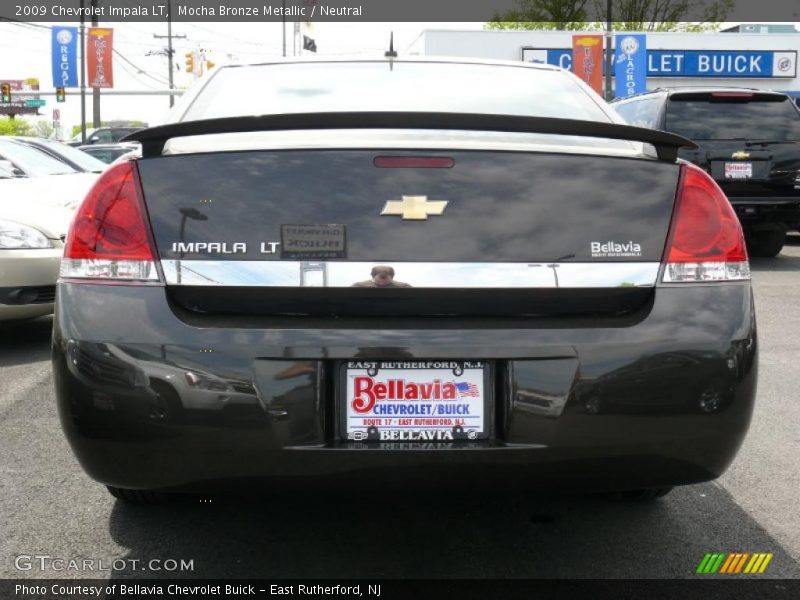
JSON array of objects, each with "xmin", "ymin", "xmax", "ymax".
[
  {"xmin": 107, "ymin": 486, "xmax": 170, "ymax": 505},
  {"xmin": 746, "ymin": 229, "xmax": 785, "ymax": 258},
  {"xmin": 619, "ymin": 486, "xmax": 673, "ymax": 501},
  {"xmin": 148, "ymin": 379, "xmax": 183, "ymax": 423}
]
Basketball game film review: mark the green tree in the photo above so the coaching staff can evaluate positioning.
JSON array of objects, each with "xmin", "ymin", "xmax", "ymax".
[
  {"xmin": 486, "ymin": 0, "xmax": 733, "ymax": 32},
  {"xmin": 32, "ymin": 120, "xmax": 55, "ymax": 139},
  {"xmin": 0, "ymin": 118, "xmax": 32, "ymax": 136}
]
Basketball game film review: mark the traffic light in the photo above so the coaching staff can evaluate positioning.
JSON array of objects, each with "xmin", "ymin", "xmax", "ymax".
[
  {"xmin": 56, "ymin": 87, "xmax": 66, "ymax": 103},
  {"xmin": 184, "ymin": 51, "xmax": 195, "ymax": 74},
  {"xmin": 1, "ymin": 83, "xmax": 10, "ymax": 104}
]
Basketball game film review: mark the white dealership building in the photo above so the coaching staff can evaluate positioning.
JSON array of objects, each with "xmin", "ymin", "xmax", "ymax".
[{"xmin": 418, "ymin": 29, "xmax": 800, "ymax": 99}]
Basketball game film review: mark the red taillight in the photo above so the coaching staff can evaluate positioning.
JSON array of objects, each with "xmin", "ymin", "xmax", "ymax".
[
  {"xmin": 663, "ymin": 163, "xmax": 749, "ymax": 282},
  {"xmin": 61, "ymin": 162, "xmax": 160, "ymax": 282},
  {"xmin": 373, "ymin": 156, "xmax": 455, "ymax": 168}
]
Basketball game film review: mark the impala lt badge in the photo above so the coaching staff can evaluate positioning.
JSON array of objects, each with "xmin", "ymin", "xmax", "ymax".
[{"xmin": 381, "ymin": 195, "xmax": 448, "ymax": 220}]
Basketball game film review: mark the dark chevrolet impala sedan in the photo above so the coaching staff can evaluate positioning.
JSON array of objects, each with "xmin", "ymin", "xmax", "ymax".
[{"xmin": 52, "ymin": 58, "xmax": 757, "ymax": 503}]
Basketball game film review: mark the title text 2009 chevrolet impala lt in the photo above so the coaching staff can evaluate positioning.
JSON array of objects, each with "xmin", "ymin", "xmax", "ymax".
[{"xmin": 52, "ymin": 59, "xmax": 757, "ymax": 503}]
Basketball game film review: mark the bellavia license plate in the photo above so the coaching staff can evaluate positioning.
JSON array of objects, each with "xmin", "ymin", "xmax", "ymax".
[
  {"xmin": 724, "ymin": 162, "xmax": 753, "ymax": 179},
  {"xmin": 342, "ymin": 361, "xmax": 490, "ymax": 441}
]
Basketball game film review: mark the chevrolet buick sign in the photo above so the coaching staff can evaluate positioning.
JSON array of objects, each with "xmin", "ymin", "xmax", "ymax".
[{"xmin": 523, "ymin": 48, "xmax": 798, "ymax": 78}]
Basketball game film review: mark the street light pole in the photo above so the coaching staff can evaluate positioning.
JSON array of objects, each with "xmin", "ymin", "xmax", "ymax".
[
  {"xmin": 166, "ymin": 0, "xmax": 174, "ymax": 107},
  {"xmin": 605, "ymin": 0, "xmax": 614, "ymax": 101},
  {"xmin": 79, "ymin": 0, "xmax": 86, "ymax": 143},
  {"xmin": 282, "ymin": 0, "xmax": 286, "ymax": 57},
  {"xmin": 153, "ymin": 0, "xmax": 185, "ymax": 108},
  {"xmin": 91, "ymin": 0, "xmax": 100, "ymax": 128}
]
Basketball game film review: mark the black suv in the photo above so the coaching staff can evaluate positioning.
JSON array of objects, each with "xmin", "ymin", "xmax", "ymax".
[{"xmin": 612, "ymin": 88, "xmax": 800, "ymax": 257}]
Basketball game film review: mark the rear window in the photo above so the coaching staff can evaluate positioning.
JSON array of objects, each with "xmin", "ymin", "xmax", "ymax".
[
  {"xmin": 182, "ymin": 61, "xmax": 611, "ymax": 123},
  {"xmin": 665, "ymin": 93, "xmax": 800, "ymax": 141}
]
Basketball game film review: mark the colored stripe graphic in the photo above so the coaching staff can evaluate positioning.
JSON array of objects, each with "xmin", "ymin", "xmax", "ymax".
[
  {"xmin": 759, "ymin": 554, "xmax": 774, "ymax": 573},
  {"xmin": 745, "ymin": 554, "xmax": 760, "ymax": 574},
  {"xmin": 744, "ymin": 553, "xmax": 774, "ymax": 574},
  {"xmin": 733, "ymin": 553, "xmax": 749, "ymax": 573},
  {"xmin": 698, "ymin": 552, "xmax": 773, "ymax": 575},
  {"xmin": 724, "ymin": 553, "xmax": 738, "ymax": 573},
  {"xmin": 697, "ymin": 554, "xmax": 713, "ymax": 573},
  {"xmin": 699, "ymin": 553, "xmax": 727, "ymax": 573},
  {"xmin": 711, "ymin": 553, "xmax": 726, "ymax": 573},
  {"xmin": 719, "ymin": 554, "xmax": 736, "ymax": 573}
]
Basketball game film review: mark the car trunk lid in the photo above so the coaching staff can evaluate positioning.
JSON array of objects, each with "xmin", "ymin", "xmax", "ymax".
[{"xmin": 135, "ymin": 144, "xmax": 680, "ymax": 317}]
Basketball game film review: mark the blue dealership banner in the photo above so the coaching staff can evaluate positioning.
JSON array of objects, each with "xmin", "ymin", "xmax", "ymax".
[
  {"xmin": 523, "ymin": 47, "xmax": 797, "ymax": 79},
  {"xmin": 614, "ymin": 34, "xmax": 646, "ymax": 98},
  {"xmin": 646, "ymin": 50, "xmax": 796, "ymax": 77},
  {"xmin": 51, "ymin": 26, "xmax": 78, "ymax": 88}
]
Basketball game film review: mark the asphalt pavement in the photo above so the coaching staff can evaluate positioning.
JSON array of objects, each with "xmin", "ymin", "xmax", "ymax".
[{"xmin": 1, "ymin": 239, "xmax": 800, "ymax": 580}]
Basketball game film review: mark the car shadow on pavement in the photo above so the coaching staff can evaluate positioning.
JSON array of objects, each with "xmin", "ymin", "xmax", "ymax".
[
  {"xmin": 0, "ymin": 316, "xmax": 52, "ymax": 367},
  {"xmin": 749, "ymin": 235, "xmax": 800, "ymax": 272},
  {"xmin": 749, "ymin": 254, "xmax": 800, "ymax": 272},
  {"xmin": 105, "ymin": 484, "xmax": 800, "ymax": 579}
]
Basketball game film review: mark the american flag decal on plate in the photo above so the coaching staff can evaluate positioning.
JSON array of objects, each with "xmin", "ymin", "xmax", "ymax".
[{"xmin": 456, "ymin": 382, "xmax": 480, "ymax": 397}]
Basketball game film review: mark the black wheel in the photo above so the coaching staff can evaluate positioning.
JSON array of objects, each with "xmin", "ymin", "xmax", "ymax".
[
  {"xmin": 148, "ymin": 379, "xmax": 183, "ymax": 422},
  {"xmin": 698, "ymin": 383, "xmax": 725, "ymax": 414},
  {"xmin": 619, "ymin": 486, "xmax": 673, "ymax": 501},
  {"xmin": 746, "ymin": 229, "xmax": 785, "ymax": 258},
  {"xmin": 583, "ymin": 394, "xmax": 603, "ymax": 415},
  {"xmin": 107, "ymin": 486, "xmax": 170, "ymax": 504}
]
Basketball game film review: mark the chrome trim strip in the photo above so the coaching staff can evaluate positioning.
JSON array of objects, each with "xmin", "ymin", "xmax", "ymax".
[
  {"xmin": 163, "ymin": 129, "xmax": 645, "ymax": 158},
  {"xmin": 161, "ymin": 261, "xmax": 661, "ymax": 289}
]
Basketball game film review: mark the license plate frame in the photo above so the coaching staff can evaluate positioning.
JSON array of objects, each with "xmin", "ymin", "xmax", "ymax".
[
  {"xmin": 338, "ymin": 360, "xmax": 492, "ymax": 442},
  {"xmin": 724, "ymin": 162, "xmax": 753, "ymax": 180}
]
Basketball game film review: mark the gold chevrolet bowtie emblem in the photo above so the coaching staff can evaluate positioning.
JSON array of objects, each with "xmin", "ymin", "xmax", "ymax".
[
  {"xmin": 380, "ymin": 195, "xmax": 448, "ymax": 220},
  {"xmin": 732, "ymin": 151, "xmax": 751, "ymax": 160}
]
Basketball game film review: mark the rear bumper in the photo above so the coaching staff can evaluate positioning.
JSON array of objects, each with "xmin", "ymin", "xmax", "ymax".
[
  {"xmin": 726, "ymin": 197, "xmax": 800, "ymax": 227},
  {"xmin": 52, "ymin": 282, "xmax": 758, "ymax": 493},
  {"xmin": 0, "ymin": 248, "xmax": 61, "ymax": 320}
]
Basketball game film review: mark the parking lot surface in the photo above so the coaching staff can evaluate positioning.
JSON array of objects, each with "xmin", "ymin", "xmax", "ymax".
[{"xmin": 2, "ymin": 238, "xmax": 800, "ymax": 579}]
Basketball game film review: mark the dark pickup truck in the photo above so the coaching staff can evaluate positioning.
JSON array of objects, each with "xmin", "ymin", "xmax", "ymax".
[{"xmin": 613, "ymin": 88, "xmax": 800, "ymax": 257}]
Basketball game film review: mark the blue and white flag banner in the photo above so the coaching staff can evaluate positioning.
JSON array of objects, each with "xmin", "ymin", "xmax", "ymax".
[
  {"xmin": 51, "ymin": 26, "xmax": 78, "ymax": 88},
  {"xmin": 615, "ymin": 34, "xmax": 647, "ymax": 98}
]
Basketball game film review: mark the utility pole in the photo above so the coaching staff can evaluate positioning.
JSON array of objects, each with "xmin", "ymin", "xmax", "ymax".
[
  {"xmin": 153, "ymin": 0, "xmax": 186, "ymax": 107},
  {"xmin": 79, "ymin": 0, "xmax": 86, "ymax": 143},
  {"xmin": 605, "ymin": 0, "xmax": 614, "ymax": 100},
  {"xmin": 91, "ymin": 0, "xmax": 100, "ymax": 127}
]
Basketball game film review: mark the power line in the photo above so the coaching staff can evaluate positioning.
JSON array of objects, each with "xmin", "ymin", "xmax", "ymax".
[
  {"xmin": 113, "ymin": 49, "xmax": 170, "ymax": 85},
  {"xmin": 0, "ymin": 17, "xmax": 50, "ymax": 30},
  {"xmin": 114, "ymin": 59, "xmax": 160, "ymax": 90},
  {"xmin": 185, "ymin": 23, "xmax": 278, "ymax": 48}
]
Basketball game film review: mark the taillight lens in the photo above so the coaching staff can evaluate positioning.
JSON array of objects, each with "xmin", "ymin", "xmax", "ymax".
[
  {"xmin": 61, "ymin": 161, "xmax": 160, "ymax": 282},
  {"xmin": 663, "ymin": 163, "xmax": 750, "ymax": 283}
]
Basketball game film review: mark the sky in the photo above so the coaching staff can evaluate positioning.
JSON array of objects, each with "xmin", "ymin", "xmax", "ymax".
[{"xmin": 0, "ymin": 21, "xmax": 483, "ymax": 136}]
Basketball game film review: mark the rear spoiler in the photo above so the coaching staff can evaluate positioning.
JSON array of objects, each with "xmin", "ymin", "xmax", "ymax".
[{"xmin": 125, "ymin": 112, "xmax": 697, "ymax": 162}]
